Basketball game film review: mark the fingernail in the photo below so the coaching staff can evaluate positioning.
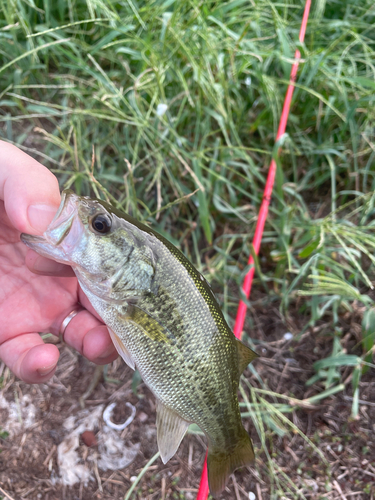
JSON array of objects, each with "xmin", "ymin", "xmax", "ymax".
[
  {"xmin": 28, "ymin": 204, "xmax": 58, "ymax": 233},
  {"xmin": 32, "ymin": 256, "xmax": 69, "ymax": 275},
  {"xmin": 37, "ymin": 363, "xmax": 57, "ymax": 377}
]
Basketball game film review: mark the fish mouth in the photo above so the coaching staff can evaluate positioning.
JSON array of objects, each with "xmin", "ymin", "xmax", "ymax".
[
  {"xmin": 20, "ymin": 190, "xmax": 79, "ymax": 262},
  {"xmin": 50, "ymin": 189, "xmax": 70, "ymax": 226},
  {"xmin": 47, "ymin": 190, "xmax": 76, "ymax": 245},
  {"xmin": 20, "ymin": 233, "xmax": 46, "ymax": 247}
]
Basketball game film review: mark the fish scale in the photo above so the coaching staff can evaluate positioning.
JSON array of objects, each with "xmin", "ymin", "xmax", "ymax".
[{"xmin": 20, "ymin": 190, "xmax": 258, "ymax": 498}]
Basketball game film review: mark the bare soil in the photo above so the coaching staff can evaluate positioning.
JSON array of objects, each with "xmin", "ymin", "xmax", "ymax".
[{"xmin": 0, "ymin": 303, "xmax": 374, "ymax": 500}]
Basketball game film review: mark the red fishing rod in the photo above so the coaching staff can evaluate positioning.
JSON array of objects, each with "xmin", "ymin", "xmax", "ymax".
[{"xmin": 196, "ymin": 1, "xmax": 312, "ymax": 498}]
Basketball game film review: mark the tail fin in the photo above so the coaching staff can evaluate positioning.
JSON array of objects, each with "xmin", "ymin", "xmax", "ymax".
[{"xmin": 207, "ymin": 430, "xmax": 254, "ymax": 498}]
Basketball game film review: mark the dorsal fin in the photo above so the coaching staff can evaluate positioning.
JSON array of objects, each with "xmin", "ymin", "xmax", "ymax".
[{"xmin": 236, "ymin": 339, "xmax": 258, "ymax": 375}]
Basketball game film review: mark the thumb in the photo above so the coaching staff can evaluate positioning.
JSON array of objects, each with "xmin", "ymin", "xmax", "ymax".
[{"xmin": 0, "ymin": 141, "xmax": 61, "ymax": 234}]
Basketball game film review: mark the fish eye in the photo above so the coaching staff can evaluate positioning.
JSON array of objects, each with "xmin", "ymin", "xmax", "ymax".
[{"xmin": 91, "ymin": 214, "xmax": 112, "ymax": 234}]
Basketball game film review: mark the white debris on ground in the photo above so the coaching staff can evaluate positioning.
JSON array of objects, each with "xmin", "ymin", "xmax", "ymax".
[
  {"xmin": 57, "ymin": 404, "xmax": 139, "ymax": 486},
  {"xmin": 57, "ymin": 432, "xmax": 92, "ymax": 486},
  {"xmin": 103, "ymin": 401, "xmax": 136, "ymax": 431},
  {"xmin": 97, "ymin": 425, "xmax": 139, "ymax": 471},
  {"xmin": 0, "ymin": 393, "xmax": 37, "ymax": 437},
  {"xmin": 57, "ymin": 405, "xmax": 104, "ymax": 486}
]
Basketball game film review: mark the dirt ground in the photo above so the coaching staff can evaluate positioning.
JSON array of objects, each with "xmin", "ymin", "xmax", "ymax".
[{"xmin": 0, "ymin": 302, "xmax": 375, "ymax": 500}]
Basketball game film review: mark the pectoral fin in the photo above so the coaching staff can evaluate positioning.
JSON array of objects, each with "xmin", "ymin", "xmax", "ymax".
[
  {"xmin": 156, "ymin": 401, "xmax": 190, "ymax": 464},
  {"xmin": 108, "ymin": 327, "xmax": 135, "ymax": 370},
  {"xmin": 236, "ymin": 339, "xmax": 258, "ymax": 375}
]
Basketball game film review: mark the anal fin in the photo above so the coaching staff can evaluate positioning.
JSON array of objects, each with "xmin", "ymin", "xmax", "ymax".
[
  {"xmin": 156, "ymin": 401, "xmax": 190, "ymax": 464},
  {"xmin": 108, "ymin": 327, "xmax": 135, "ymax": 370}
]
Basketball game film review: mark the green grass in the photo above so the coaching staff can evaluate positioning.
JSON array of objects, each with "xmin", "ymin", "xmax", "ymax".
[{"xmin": 1, "ymin": 0, "xmax": 375, "ymax": 498}]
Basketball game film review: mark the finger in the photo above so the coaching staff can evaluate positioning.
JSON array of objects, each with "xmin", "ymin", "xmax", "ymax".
[
  {"xmin": 83, "ymin": 326, "xmax": 118, "ymax": 365},
  {"xmin": 58, "ymin": 308, "xmax": 117, "ymax": 363},
  {"xmin": 0, "ymin": 200, "xmax": 14, "ymax": 229},
  {"xmin": 25, "ymin": 249, "xmax": 76, "ymax": 277},
  {"xmin": 0, "ymin": 141, "xmax": 61, "ymax": 234},
  {"xmin": 0, "ymin": 334, "xmax": 60, "ymax": 384}
]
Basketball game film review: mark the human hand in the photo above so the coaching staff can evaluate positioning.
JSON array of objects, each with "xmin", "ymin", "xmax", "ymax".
[{"xmin": 0, "ymin": 141, "xmax": 117, "ymax": 383}]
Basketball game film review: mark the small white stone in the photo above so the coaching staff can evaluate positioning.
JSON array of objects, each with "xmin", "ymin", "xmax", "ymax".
[
  {"xmin": 249, "ymin": 493, "xmax": 256, "ymax": 500},
  {"xmin": 285, "ymin": 358, "xmax": 297, "ymax": 365},
  {"xmin": 156, "ymin": 103, "xmax": 168, "ymax": 116},
  {"xmin": 130, "ymin": 476, "xmax": 137, "ymax": 482},
  {"xmin": 283, "ymin": 332, "xmax": 293, "ymax": 341}
]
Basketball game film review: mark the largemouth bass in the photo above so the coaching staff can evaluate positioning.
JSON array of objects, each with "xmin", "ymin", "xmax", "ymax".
[{"xmin": 21, "ymin": 190, "xmax": 257, "ymax": 497}]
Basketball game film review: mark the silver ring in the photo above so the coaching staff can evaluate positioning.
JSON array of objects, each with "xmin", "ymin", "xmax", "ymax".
[{"xmin": 59, "ymin": 307, "xmax": 83, "ymax": 342}]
